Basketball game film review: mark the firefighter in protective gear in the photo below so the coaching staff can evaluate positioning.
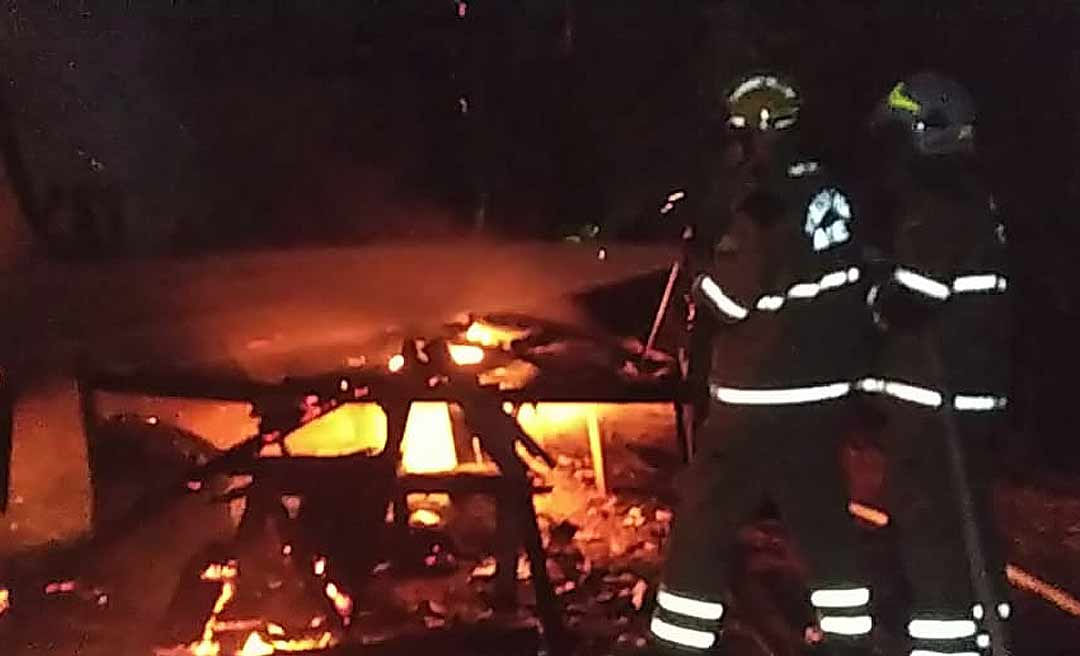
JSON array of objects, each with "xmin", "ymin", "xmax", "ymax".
[
  {"xmin": 862, "ymin": 72, "xmax": 1011, "ymax": 656},
  {"xmin": 651, "ymin": 72, "xmax": 877, "ymax": 654},
  {"xmin": 677, "ymin": 73, "xmax": 806, "ymax": 441}
]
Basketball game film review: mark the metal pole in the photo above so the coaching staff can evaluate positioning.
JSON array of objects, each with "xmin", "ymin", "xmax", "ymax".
[
  {"xmin": 924, "ymin": 342, "xmax": 1011, "ymax": 656},
  {"xmin": 643, "ymin": 259, "xmax": 681, "ymax": 357}
]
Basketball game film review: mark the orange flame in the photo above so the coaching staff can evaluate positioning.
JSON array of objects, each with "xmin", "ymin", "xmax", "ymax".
[
  {"xmin": 201, "ymin": 562, "xmax": 239, "ymax": 582},
  {"xmin": 238, "ymin": 632, "xmax": 275, "ymax": 656},
  {"xmin": 213, "ymin": 582, "xmax": 236, "ymax": 615},
  {"xmin": 324, "ymin": 582, "xmax": 354, "ymax": 624},
  {"xmin": 408, "ymin": 508, "xmax": 442, "ymax": 527},
  {"xmin": 464, "ymin": 321, "xmax": 530, "ymax": 349},
  {"xmin": 400, "ymin": 402, "xmax": 458, "ymax": 473},
  {"xmin": 0, "ymin": 588, "xmax": 9, "ymax": 616},
  {"xmin": 447, "ymin": 343, "xmax": 484, "ymax": 365},
  {"xmin": 271, "ymin": 633, "xmax": 334, "ymax": 652}
]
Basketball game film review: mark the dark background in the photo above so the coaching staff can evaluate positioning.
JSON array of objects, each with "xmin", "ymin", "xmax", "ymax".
[{"xmin": 1, "ymin": 0, "xmax": 1078, "ymax": 466}]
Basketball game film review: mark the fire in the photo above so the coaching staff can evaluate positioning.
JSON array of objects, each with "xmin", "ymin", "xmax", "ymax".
[
  {"xmin": 238, "ymin": 632, "xmax": 275, "ymax": 656},
  {"xmin": 464, "ymin": 320, "xmax": 531, "ymax": 349},
  {"xmin": 324, "ymin": 582, "xmax": 354, "ymax": 624},
  {"xmin": 447, "ymin": 343, "xmax": 484, "ymax": 365},
  {"xmin": 400, "ymin": 402, "xmax": 458, "ymax": 473},
  {"xmin": 44, "ymin": 580, "xmax": 77, "ymax": 594},
  {"xmin": 213, "ymin": 582, "xmax": 236, "ymax": 614},
  {"xmin": 201, "ymin": 562, "xmax": 239, "ymax": 582},
  {"xmin": 408, "ymin": 508, "xmax": 442, "ymax": 527},
  {"xmin": 271, "ymin": 633, "xmax": 334, "ymax": 652},
  {"xmin": 0, "ymin": 588, "xmax": 9, "ymax": 616},
  {"xmin": 283, "ymin": 404, "xmax": 387, "ymax": 457}
]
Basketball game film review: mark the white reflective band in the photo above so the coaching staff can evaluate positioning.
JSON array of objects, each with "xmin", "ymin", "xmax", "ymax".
[
  {"xmin": 819, "ymin": 271, "xmax": 849, "ymax": 290},
  {"xmin": 774, "ymin": 116, "xmax": 797, "ymax": 130},
  {"xmin": 650, "ymin": 616, "xmax": 716, "ymax": 650},
  {"xmin": 728, "ymin": 114, "xmax": 747, "ymax": 128},
  {"xmin": 910, "ymin": 651, "xmax": 978, "ymax": 656},
  {"xmin": 997, "ymin": 602, "xmax": 1011, "ymax": 619},
  {"xmin": 788, "ymin": 161, "xmax": 820, "ymax": 177},
  {"xmin": 668, "ymin": 190, "xmax": 686, "ymax": 203},
  {"xmin": 656, "ymin": 590, "xmax": 725, "ymax": 621},
  {"xmin": 698, "ymin": 276, "xmax": 749, "ymax": 320},
  {"xmin": 971, "ymin": 604, "xmax": 984, "ymax": 620},
  {"xmin": 976, "ymin": 633, "xmax": 990, "ymax": 649},
  {"xmin": 895, "ymin": 268, "xmax": 951, "ymax": 300},
  {"xmin": 756, "ymin": 295, "xmax": 785, "ymax": 311},
  {"xmin": 953, "ymin": 395, "xmax": 1007, "ymax": 411},
  {"xmin": 820, "ymin": 615, "xmax": 873, "ymax": 636},
  {"xmin": 908, "ymin": 619, "xmax": 978, "ymax": 640},
  {"xmin": 788, "ymin": 282, "xmax": 820, "ymax": 298},
  {"xmin": 811, "ymin": 587, "xmax": 871, "ymax": 609},
  {"xmin": 952, "ymin": 274, "xmax": 1007, "ymax": 293},
  {"xmin": 857, "ymin": 379, "xmax": 943, "ymax": 407},
  {"xmin": 847, "ymin": 267, "xmax": 861, "ymax": 283},
  {"xmin": 712, "ymin": 383, "xmax": 851, "ymax": 405}
]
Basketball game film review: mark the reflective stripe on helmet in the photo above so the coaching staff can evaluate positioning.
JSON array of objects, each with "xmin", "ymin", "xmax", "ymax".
[{"xmin": 888, "ymin": 81, "xmax": 922, "ymax": 114}]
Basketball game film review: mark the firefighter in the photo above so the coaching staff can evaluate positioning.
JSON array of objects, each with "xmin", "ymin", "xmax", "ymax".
[
  {"xmin": 860, "ymin": 72, "xmax": 1011, "ymax": 656},
  {"xmin": 677, "ymin": 71, "xmax": 805, "ymax": 444},
  {"xmin": 651, "ymin": 72, "xmax": 877, "ymax": 655}
]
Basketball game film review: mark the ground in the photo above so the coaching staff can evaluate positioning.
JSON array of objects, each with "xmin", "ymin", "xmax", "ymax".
[{"xmin": 3, "ymin": 402, "xmax": 1080, "ymax": 656}]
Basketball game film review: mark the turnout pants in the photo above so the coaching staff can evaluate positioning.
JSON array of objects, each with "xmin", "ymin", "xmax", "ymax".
[
  {"xmin": 652, "ymin": 396, "xmax": 872, "ymax": 651},
  {"xmin": 881, "ymin": 398, "xmax": 1010, "ymax": 654}
]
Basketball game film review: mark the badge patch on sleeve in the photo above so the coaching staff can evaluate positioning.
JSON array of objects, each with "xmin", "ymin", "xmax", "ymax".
[{"xmin": 805, "ymin": 188, "xmax": 853, "ymax": 252}]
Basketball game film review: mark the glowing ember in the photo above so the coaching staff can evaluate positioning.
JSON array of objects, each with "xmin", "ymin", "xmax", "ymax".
[
  {"xmin": 283, "ymin": 404, "xmax": 387, "ymax": 457},
  {"xmin": 201, "ymin": 562, "xmax": 239, "ymax": 582},
  {"xmin": 313, "ymin": 557, "xmax": 327, "ymax": 577},
  {"xmin": 281, "ymin": 544, "xmax": 293, "ymax": 556},
  {"xmin": 238, "ymin": 632, "xmax": 275, "ymax": 656},
  {"xmin": 190, "ymin": 637, "xmax": 221, "ymax": 656},
  {"xmin": 324, "ymin": 582, "xmax": 354, "ymax": 624},
  {"xmin": 408, "ymin": 508, "xmax": 442, "ymax": 527},
  {"xmin": 266, "ymin": 623, "xmax": 286, "ymax": 637},
  {"xmin": 400, "ymin": 402, "xmax": 458, "ymax": 473},
  {"xmin": 271, "ymin": 633, "xmax": 334, "ymax": 652},
  {"xmin": 388, "ymin": 354, "xmax": 405, "ymax": 373},
  {"xmin": 44, "ymin": 580, "xmax": 77, "ymax": 594},
  {"xmin": 448, "ymin": 343, "xmax": 484, "ymax": 365},
  {"xmin": 147, "ymin": 415, "xmax": 159, "ymax": 425},
  {"xmin": 213, "ymin": 582, "xmax": 236, "ymax": 614},
  {"xmin": 464, "ymin": 320, "xmax": 530, "ymax": 349},
  {"xmin": 0, "ymin": 588, "xmax": 9, "ymax": 616}
]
